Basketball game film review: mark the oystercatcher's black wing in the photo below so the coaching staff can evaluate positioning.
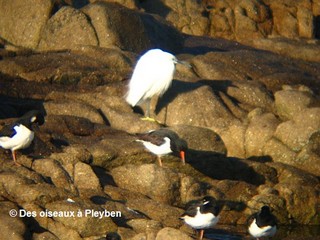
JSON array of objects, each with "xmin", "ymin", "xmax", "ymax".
[
  {"xmin": 0, "ymin": 123, "xmax": 17, "ymax": 138},
  {"xmin": 136, "ymin": 131, "xmax": 166, "ymax": 146},
  {"xmin": 180, "ymin": 199, "xmax": 202, "ymax": 218}
]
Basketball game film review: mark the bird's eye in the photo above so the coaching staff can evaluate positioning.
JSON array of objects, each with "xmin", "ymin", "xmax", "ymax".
[{"xmin": 30, "ymin": 116, "xmax": 37, "ymax": 122}]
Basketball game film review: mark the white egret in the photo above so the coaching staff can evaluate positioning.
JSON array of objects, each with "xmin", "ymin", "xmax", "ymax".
[{"xmin": 125, "ymin": 48, "xmax": 190, "ymax": 120}]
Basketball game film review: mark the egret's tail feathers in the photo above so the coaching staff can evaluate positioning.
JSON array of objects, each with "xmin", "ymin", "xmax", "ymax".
[
  {"xmin": 125, "ymin": 93, "xmax": 137, "ymax": 107},
  {"xmin": 125, "ymin": 89, "xmax": 144, "ymax": 107}
]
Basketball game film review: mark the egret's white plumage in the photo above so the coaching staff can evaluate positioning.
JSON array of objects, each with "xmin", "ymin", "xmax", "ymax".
[{"xmin": 125, "ymin": 49, "xmax": 182, "ymax": 117}]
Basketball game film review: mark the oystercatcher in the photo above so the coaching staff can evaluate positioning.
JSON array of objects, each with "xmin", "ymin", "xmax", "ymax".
[
  {"xmin": 180, "ymin": 196, "xmax": 220, "ymax": 240},
  {"xmin": 135, "ymin": 128, "xmax": 187, "ymax": 166},
  {"xmin": 125, "ymin": 48, "xmax": 191, "ymax": 120},
  {"xmin": 248, "ymin": 206, "xmax": 277, "ymax": 239},
  {"xmin": 0, "ymin": 110, "xmax": 45, "ymax": 165}
]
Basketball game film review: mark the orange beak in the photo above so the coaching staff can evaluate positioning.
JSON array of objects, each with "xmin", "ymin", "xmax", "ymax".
[{"xmin": 180, "ymin": 150, "xmax": 185, "ymax": 165}]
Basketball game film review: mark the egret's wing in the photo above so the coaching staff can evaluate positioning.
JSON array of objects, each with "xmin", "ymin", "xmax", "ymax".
[
  {"xmin": 125, "ymin": 51, "xmax": 174, "ymax": 106},
  {"xmin": 125, "ymin": 58, "xmax": 161, "ymax": 106}
]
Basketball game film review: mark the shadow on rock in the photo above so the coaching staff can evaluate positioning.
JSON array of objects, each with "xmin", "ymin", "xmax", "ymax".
[
  {"xmin": 155, "ymin": 80, "xmax": 203, "ymax": 115},
  {"xmin": 0, "ymin": 94, "xmax": 46, "ymax": 120},
  {"xmin": 186, "ymin": 150, "xmax": 266, "ymax": 186}
]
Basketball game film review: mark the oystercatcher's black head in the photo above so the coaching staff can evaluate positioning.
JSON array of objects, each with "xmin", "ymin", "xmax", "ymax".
[
  {"xmin": 158, "ymin": 129, "xmax": 188, "ymax": 163},
  {"xmin": 106, "ymin": 232, "xmax": 121, "ymax": 240},
  {"xmin": 181, "ymin": 196, "xmax": 220, "ymax": 218},
  {"xmin": 180, "ymin": 195, "xmax": 220, "ymax": 240},
  {"xmin": 248, "ymin": 205, "xmax": 277, "ymax": 238},
  {"xmin": 256, "ymin": 205, "xmax": 277, "ymax": 227},
  {"xmin": 202, "ymin": 196, "xmax": 215, "ymax": 205},
  {"xmin": 260, "ymin": 206, "xmax": 271, "ymax": 214},
  {"xmin": 200, "ymin": 196, "xmax": 221, "ymax": 216},
  {"xmin": 17, "ymin": 110, "xmax": 45, "ymax": 128}
]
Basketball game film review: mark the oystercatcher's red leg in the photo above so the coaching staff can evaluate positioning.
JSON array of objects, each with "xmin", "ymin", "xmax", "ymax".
[
  {"xmin": 157, "ymin": 156, "xmax": 163, "ymax": 167},
  {"xmin": 180, "ymin": 150, "xmax": 185, "ymax": 165},
  {"xmin": 12, "ymin": 150, "xmax": 21, "ymax": 166},
  {"xmin": 199, "ymin": 229, "xmax": 204, "ymax": 240}
]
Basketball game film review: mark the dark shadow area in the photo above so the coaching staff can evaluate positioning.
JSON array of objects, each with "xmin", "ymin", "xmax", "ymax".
[
  {"xmin": 205, "ymin": 228, "xmax": 243, "ymax": 240},
  {"xmin": 186, "ymin": 149, "xmax": 266, "ymax": 186},
  {"xmin": 106, "ymin": 232, "xmax": 122, "ymax": 240},
  {"xmin": 72, "ymin": 0, "xmax": 89, "ymax": 9},
  {"xmin": 140, "ymin": 13, "xmax": 184, "ymax": 54},
  {"xmin": 90, "ymin": 195, "xmax": 111, "ymax": 205},
  {"xmin": 0, "ymin": 95, "xmax": 45, "ymax": 120},
  {"xmin": 24, "ymin": 133, "xmax": 56, "ymax": 158},
  {"xmin": 247, "ymin": 155, "xmax": 273, "ymax": 163},
  {"xmin": 20, "ymin": 206, "xmax": 48, "ymax": 240},
  {"xmin": 139, "ymin": 0, "xmax": 172, "ymax": 18},
  {"xmin": 49, "ymin": 134, "xmax": 70, "ymax": 149},
  {"xmin": 198, "ymin": 79, "xmax": 243, "ymax": 106},
  {"xmin": 198, "ymin": 79, "xmax": 237, "ymax": 93},
  {"xmin": 131, "ymin": 105, "xmax": 145, "ymax": 116},
  {"xmin": 155, "ymin": 80, "xmax": 203, "ymax": 114},
  {"xmin": 315, "ymin": 16, "xmax": 320, "ymax": 39},
  {"xmin": 92, "ymin": 166, "xmax": 117, "ymax": 188},
  {"xmin": 52, "ymin": 0, "xmax": 89, "ymax": 14},
  {"xmin": 97, "ymin": 108, "xmax": 111, "ymax": 126},
  {"xmin": 180, "ymin": 35, "xmax": 260, "ymax": 55}
]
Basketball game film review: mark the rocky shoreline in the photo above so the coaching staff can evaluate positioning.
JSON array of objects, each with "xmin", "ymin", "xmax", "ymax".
[{"xmin": 0, "ymin": 0, "xmax": 320, "ymax": 239}]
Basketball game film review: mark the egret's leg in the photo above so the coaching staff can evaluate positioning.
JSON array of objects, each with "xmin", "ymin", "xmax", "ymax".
[
  {"xmin": 141, "ymin": 99, "xmax": 157, "ymax": 122},
  {"xmin": 145, "ymin": 99, "xmax": 151, "ymax": 118}
]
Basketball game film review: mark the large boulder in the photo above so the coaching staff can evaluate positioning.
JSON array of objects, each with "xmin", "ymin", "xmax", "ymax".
[
  {"xmin": 38, "ymin": 6, "xmax": 98, "ymax": 51},
  {"xmin": 268, "ymin": 0, "xmax": 314, "ymax": 38},
  {"xmin": 111, "ymin": 164, "xmax": 182, "ymax": 205},
  {"xmin": 156, "ymin": 227, "xmax": 193, "ymax": 240},
  {"xmin": 45, "ymin": 200, "xmax": 117, "ymax": 237},
  {"xmin": 140, "ymin": 0, "xmax": 209, "ymax": 36},
  {"xmin": 82, "ymin": 2, "xmax": 184, "ymax": 53},
  {"xmin": 245, "ymin": 109, "xmax": 280, "ymax": 158},
  {"xmin": 126, "ymin": 197, "xmax": 183, "ymax": 228},
  {"xmin": 0, "ymin": 0, "xmax": 53, "ymax": 49},
  {"xmin": 32, "ymin": 158, "xmax": 76, "ymax": 193},
  {"xmin": 0, "ymin": 49, "xmax": 133, "ymax": 86},
  {"xmin": 252, "ymin": 37, "xmax": 320, "ymax": 62},
  {"xmin": 0, "ymin": 201, "xmax": 30, "ymax": 240},
  {"xmin": 274, "ymin": 87, "xmax": 315, "ymax": 121}
]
